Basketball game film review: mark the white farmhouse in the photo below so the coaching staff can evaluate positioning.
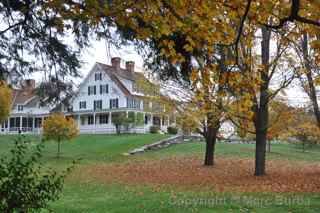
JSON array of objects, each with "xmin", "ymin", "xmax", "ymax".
[{"xmin": 1, "ymin": 57, "xmax": 176, "ymax": 134}]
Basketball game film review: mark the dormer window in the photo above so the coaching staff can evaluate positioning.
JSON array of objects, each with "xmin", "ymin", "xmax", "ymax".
[
  {"xmin": 132, "ymin": 83, "xmax": 139, "ymax": 93},
  {"xmin": 95, "ymin": 72, "xmax": 102, "ymax": 81},
  {"xmin": 17, "ymin": 105, "xmax": 24, "ymax": 111}
]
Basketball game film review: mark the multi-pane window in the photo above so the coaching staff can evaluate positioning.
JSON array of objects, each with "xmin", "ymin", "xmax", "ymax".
[
  {"xmin": 100, "ymin": 84, "xmax": 108, "ymax": 94},
  {"xmin": 88, "ymin": 86, "xmax": 96, "ymax": 95},
  {"xmin": 88, "ymin": 115, "xmax": 94, "ymax": 125},
  {"xmin": 127, "ymin": 98, "xmax": 141, "ymax": 109},
  {"xmin": 17, "ymin": 105, "xmax": 24, "ymax": 111},
  {"xmin": 99, "ymin": 114, "xmax": 109, "ymax": 124},
  {"xmin": 10, "ymin": 117, "xmax": 21, "ymax": 128},
  {"xmin": 79, "ymin": 101, "xmax": 86, "ymax": 109},
  {"xmin": 94, "ymin": 100, "xmax": 102, "ymax": 110},
  {"xmin": 110, "ymin": 98, "xmax": 119, "ymax": 109},
  {"xmin": 95, "ymin": 72, "xmax": 102, "ymax": 81}
]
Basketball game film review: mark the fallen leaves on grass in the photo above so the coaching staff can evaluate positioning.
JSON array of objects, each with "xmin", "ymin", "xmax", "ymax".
[{"xmin": 84, "ymin": 157, "xmax": 320, "ymax": 193}]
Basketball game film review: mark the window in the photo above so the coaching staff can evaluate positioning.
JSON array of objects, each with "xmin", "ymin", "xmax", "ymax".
[
  {"xmin": 110, "ymin": 98, "xmax": 119, "ymax": 109},
  {"xmin": 88, "ymin": 115, "xmax": 94, "ymax": 125},
  {"xmin": 79, "ymin": 101, "xmax": 86, "ymax": 109},
  {"xmin": 94, "ymin": 100, "xmax": 102, "ymax": 110},
  {"xmin": 88, "ymin": 86, "xmax": 96, "ymax": 95},
  {"xmin": 99, "ymin": 114, "xmax": 109, "ymax": 124},
  {"xmin": 127, "ymin": 98, "xmax": 141, "ymax": 109},
  {"xmin": 17, "ymin": 105, "xmax": 23, "ymax": 111},
  {"xmin": 100, "ymin": 84, "xmax": 108, "ymax": 94},
  {"xmin": 95, "ymin": 72, "xmax": 102, "ymax": 81},
  {"xmin": 10, "ymin": 117, "xmax": 21, "ymax": 128}
]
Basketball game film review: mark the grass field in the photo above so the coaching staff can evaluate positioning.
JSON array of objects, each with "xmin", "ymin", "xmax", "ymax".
[{"xmin": 0, "ymin": 134, "xmax": 320, "ymax": 212}]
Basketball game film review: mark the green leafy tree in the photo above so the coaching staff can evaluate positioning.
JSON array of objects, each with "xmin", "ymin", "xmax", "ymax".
[
  {"xmin": 111, "ymin": 112, "xmax": 129, "ymax": 134},
  {"xmin": 135, "ymin": 112, "xmax": 144, "ymax": 126},
  {"xmin": 112, "ymin": 112, "xmax": 145, "ymax": 134},
  {"xmin": 0, "ymin": 136, "xmax": 73, "ymax": 212}
]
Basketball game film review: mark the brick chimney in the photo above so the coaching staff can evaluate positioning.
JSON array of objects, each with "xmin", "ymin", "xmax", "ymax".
[
  {"xmin": 125, "ymin": 61, "xmax": 135, "ymax": 72},
  {"xmin": 22, "ymin": 79, "xmax": 35, "ymax": 90},
  {"xmin": 111, "ymin": 57, "xmax": 121, "ymax": 70}
]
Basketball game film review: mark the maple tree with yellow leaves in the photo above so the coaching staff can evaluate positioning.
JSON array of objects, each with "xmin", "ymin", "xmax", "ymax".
[
  {"xmin": 0, "ymin": 81, "xmax": 12, "ymax": 124},
  {"xmin": 43, "ymin": 113, "xmax": 79, "ymax": 158}
]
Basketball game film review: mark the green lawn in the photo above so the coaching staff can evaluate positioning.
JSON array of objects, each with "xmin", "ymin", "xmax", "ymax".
[{"xmin": 1, "ymin": 134, "xmax": 320, "ymax": 212}]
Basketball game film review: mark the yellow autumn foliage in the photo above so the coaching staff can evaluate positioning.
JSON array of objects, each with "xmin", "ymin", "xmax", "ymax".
[
  {"xmin": 43, "ymin": 113, "xmax": 79, "ymax": 142},
  {"xmin": 0, "ymin": 81, "xmax": 12, "ymax": 123}
]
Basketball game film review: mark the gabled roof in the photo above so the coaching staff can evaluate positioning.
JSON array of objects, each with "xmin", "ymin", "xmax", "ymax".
[
  {"xmin": 74, "ymin": 61, "xmax": 155, "ymax": 101},
  {"xmin": 11, "ymin": 88, "xmax": 37, "ymax": 107},
  {"xmin": 96, "ymin": 62, "xmax": 150, "ymax": 97}
]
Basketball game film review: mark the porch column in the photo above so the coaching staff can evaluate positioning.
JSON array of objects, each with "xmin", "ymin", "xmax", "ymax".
[
  {"xmin": 108, "ymin": 112, "xmax": 112, "ymax": 134},
  {"xmin": 150, "ymin": 114, "xmax": 153, "ymax": 125},
  {"xmin": 143, "ymin": 112, "xmax": 146, "ymax": 125},
  {"xmin": 143, "ymin": 112, "xmax": 146, "ymax": 133},
  {"xmin": 108, "ymin": 112, "xmax": 112, "ymax": 124},
  {"xmin": 77, "ymin": 114, "xmax": 81, "ymax": 128},
  {"xmin": 93, "ymin": 112, "xmax": 96, "ymax": 134},
  {"xmin": 7, "ymin": 117, "xmax": 10, "ymax": 133},
  {"xmin": 32, "ymin": 117, "xmax": 35, "ymax": 133},
  {"xmin": 20, "ymin": 116, "xmax": 22, "ymax": 132},
  {"xmin": 160, "ymin": 116, "xmax": 162, "ymax": 129}
]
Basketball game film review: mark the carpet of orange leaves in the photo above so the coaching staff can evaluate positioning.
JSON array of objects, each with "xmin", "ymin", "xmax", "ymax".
[{"xmin": 84, "ymin": 157, "xmax": 320, "ymax": 193}]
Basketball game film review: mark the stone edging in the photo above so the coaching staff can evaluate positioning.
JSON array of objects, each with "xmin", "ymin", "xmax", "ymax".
[{"xmin": 128, "ymin": 135, "xmax": 184, "ymax": 155}]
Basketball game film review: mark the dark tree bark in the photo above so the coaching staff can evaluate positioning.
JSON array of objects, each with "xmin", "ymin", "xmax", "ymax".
[
  {"xmin": 254, "ymin": 26, "xmax": 271, "ymax": 176},
  {"xmin": 204, "ymin": 126, "xmax": 218, "ymax": 166},
  {"xmin": 302, "ymin": 34, "xmax": 320, "ymax": 127}
]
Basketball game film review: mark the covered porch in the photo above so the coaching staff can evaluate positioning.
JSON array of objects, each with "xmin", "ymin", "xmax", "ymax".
[
  {"xmin": 0, "ymin": 115, "xmax": 47, "ymax": 134},
  {"xmin": 70, "ymin": 109, "xmax": 176, "ymax": 134}
]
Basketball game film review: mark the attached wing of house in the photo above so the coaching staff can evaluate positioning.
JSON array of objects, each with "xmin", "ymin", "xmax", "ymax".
[{"xmin": 1, "ymin": 79, "xmax": 51, "ymax": 133}]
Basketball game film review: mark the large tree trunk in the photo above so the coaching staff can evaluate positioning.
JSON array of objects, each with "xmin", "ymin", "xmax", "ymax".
[
  {"xmin": 204, "ymin": 127, "xmax": 218, "ymax": 166},
  {"xmin": 302, "ymin": 34, "xmax": 320, "ymax": 127},
  {"xmin": 254, "ymin": 26, "xmax": 271, "ymax": 176},
  {"xmin": 255, "ymin": 105, "xmax": 268, "ymax": 176}
]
